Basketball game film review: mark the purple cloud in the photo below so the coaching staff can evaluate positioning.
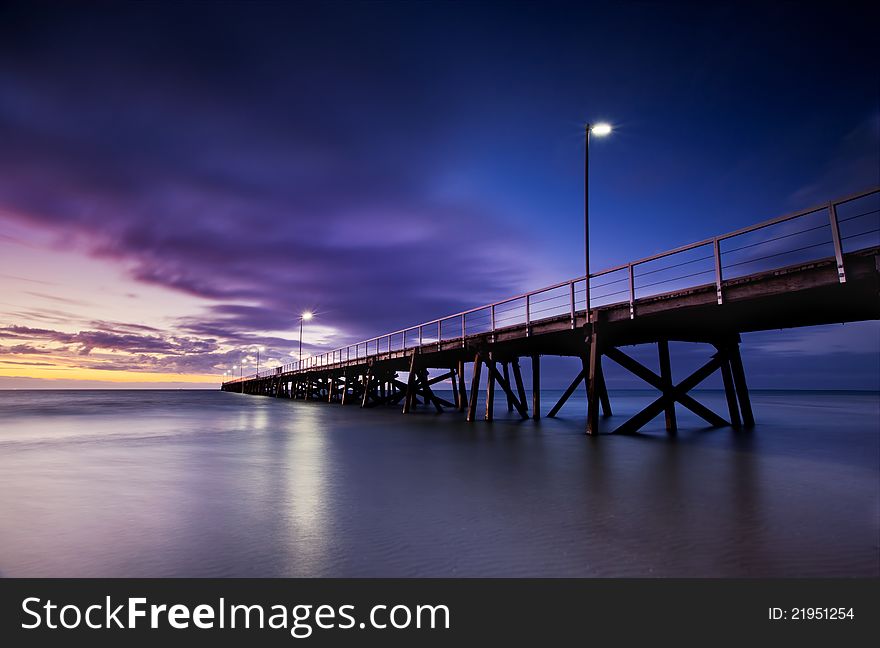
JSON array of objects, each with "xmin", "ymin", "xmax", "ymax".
[
  {"xmin": 0, "ymin": 344, "xmax": 51, "ymax": 354},
  {"xmin": 0, "ymin": 5, "xmax": 539, "ymax": 364}
]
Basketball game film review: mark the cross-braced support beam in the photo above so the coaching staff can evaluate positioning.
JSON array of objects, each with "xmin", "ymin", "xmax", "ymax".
[
  {"xmin": 603, "ymin": 338, "xmax": 754, "ymax": 435},
  {"xmin": 486, "ymin": 361, "xmax": 529, "ymax": 419},
  {"xmin": 400, "ymin": 353, "xmax": 455, "ymax": 414},
  {"xmin": 462, "ymin": 352, "xmax": 530, "ymax": 422},
  {"xmin": 546, "ymin": 347, "xmax": 610, "ymax": 423}
]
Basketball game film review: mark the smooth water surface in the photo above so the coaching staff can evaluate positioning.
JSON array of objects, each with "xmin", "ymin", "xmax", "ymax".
[{"xmin": 0, "ymin": 389, "xmax": 877, "ymax": 577}]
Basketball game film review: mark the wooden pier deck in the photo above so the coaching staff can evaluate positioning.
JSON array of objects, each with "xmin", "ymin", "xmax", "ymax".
[{"xmin": 222, "ymin": 187, "xmax": 880, "ymax": 434}]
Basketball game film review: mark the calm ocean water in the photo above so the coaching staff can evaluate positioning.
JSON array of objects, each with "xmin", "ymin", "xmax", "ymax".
[{"xmin": 0, "ymin": 389, "xmax": 877, "ymax": 577}]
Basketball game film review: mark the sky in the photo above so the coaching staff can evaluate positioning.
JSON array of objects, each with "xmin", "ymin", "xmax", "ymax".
[{"xmin": 0, "ymin": 0, "xmax": 877, "ymax": 389}]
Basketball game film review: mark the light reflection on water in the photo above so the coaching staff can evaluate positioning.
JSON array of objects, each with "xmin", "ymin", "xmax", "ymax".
[{"xmin": 0, "ymin": 389, "xmax": 877, "ymax": 577}]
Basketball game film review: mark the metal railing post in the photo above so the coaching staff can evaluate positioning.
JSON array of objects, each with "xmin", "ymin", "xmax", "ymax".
[
  {"xmin": 525, "ymin": 295, "xmax": 530, "ymax": 336},
  {"xmin": 713, "ymin": 238, "xmax": 723, "ymax": 304},
  {"xmin": 628, "ymin": 263, "xmax": 635, "ymax": 319},
  {"xmin": 569, "ymin": 282, "xmax": 576, "ymax": 329},
  {"xmin": 586, "ymin": 275, "xmax": 591, "ymax": 323},
  {"xmin": 461, "ymin": 314, "xmax": 466, "ymax": 348},
  {"xmin": 829, "ymin": 202, "xmax": 847, "ymax": 283}
]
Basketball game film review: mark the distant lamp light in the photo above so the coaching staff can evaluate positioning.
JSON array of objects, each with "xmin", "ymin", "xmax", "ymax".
[
  {"xmin": 591, "ymin": 123, "xmax": 612, "ymax": 136},
  {"xmin": 299, "ymin": 311, "xmax": 314, "ymax": 362}
]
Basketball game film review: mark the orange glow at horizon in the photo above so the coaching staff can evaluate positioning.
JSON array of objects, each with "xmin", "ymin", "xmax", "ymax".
[{"xmin": 0, "ymin": 362, "xmax": 221, "ymax": 384}]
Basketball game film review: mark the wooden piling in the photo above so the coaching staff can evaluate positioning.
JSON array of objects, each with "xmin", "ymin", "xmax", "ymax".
[
  {"xmin": 403, "ymin": 354, "xmax": 418, "ymax": 414},
  {"xmin": 450, "ymin": 365, "xmax": 459, "ymax": 412},
  {"xmin": 502, "ymin": 363, "xmax": 513, "ymax": 412},
  {"xmin": 511, "ymin": 358, "xmax": 528, "ymax": 415},
  {"xmin": 485, "ymin": 359, "xmax": 496, "ymax": 421},
  {"xmin": 457, "ymin": 359, "xmax": 468, "ymax": 412},
  {"xmin": 531, "ymin": 354, "xmax": 540, "ymax": 420},
  {"xmin": 728, "ymin": 342, "xmax": 755, "ymax": 428},
  {"xmin": 658, "ymin": 340, "xmax": 677, "ymax": 433},
  {"xmin": 586, "ymin": 333, "xmax": 600, "ymax": 435},
  {"xmin": 719, "ymin": 352, "xmax": 742, "ymax": 429},
  {"xmin": 466, "ymin": 352, "xmax": 482, "ymax": 422},
  {"xmin": 361, "ymin": 367, "xmax": 373, "ymax": 408}
]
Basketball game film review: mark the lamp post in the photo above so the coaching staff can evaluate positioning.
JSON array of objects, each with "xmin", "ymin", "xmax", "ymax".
[
  {"xmin": 299, "ymin": 311, "xmax": 313, "ymax": 369},
  {"xmin": 584, "ymin": 122, "xmax": 612, "ymax": 317},
  {"xmin": 233, "ymin": 364, "xmax": 242, "ymax": 393}
]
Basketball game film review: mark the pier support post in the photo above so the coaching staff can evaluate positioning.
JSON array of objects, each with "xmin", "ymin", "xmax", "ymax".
[
  {"xmin": 512, "ymin": 358, "xmax": 528, "ymax": 416},
  {"xmin": 597, "ymin": 362, "xmax": 611, "ymax": 417},
  {"xmin": 586, "ymin": 331, "xmax": 601, "ymax": 435},
  {"xmin": 466, "ymin": 352, "xmax": 482, "ymax": 422},
  {"xmin": 502, "ymin": 363, "xmax": 513, "ymax": 412},
  {"xmin": 361, "ymin": 366, "xmax": 373, "ymax": 408},
  {"xmin": 727, "ymin": 341, "xmax": 755, "ymax": 428},
  {"xmin": 457, "ymin": 360, "xmax": 468, "ymax": 412},
  {"xmin": 403, "ymin": 354, "xmax": 418, "ymax": 414},
  {"xmin": 485, "ymin": 358, "xmax": 496, "ymax": 421},
  {"xmin": 531, "ymin": 354, "xmax": 541, "ymax": 419},
  {"xmin": 658, "ymin": 340, "xmax": 677, "ymax": 433},
  {"xmin": 718, "ymin": 351, "xmax": 742, "ymax": 429}
]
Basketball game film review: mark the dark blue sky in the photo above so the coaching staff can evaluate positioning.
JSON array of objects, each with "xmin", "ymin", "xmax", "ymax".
[{"xmin": 0, "ymin": 1, "xmax": 877, "ymax": 388}]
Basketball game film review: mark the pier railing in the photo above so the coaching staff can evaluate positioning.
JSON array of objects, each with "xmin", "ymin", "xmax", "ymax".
[{"xmin": 225, "ymin": 187, "xmax": 879, "ymax": 384}]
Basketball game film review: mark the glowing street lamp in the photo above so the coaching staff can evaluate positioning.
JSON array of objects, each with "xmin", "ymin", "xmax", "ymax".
[
  {"xmin": 299, "ymin": 311, "xmax": 313, "ymax": 368},
  {"xmin": 584, "ymin": 121, "xmax": 612, "ymax": 315}
]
